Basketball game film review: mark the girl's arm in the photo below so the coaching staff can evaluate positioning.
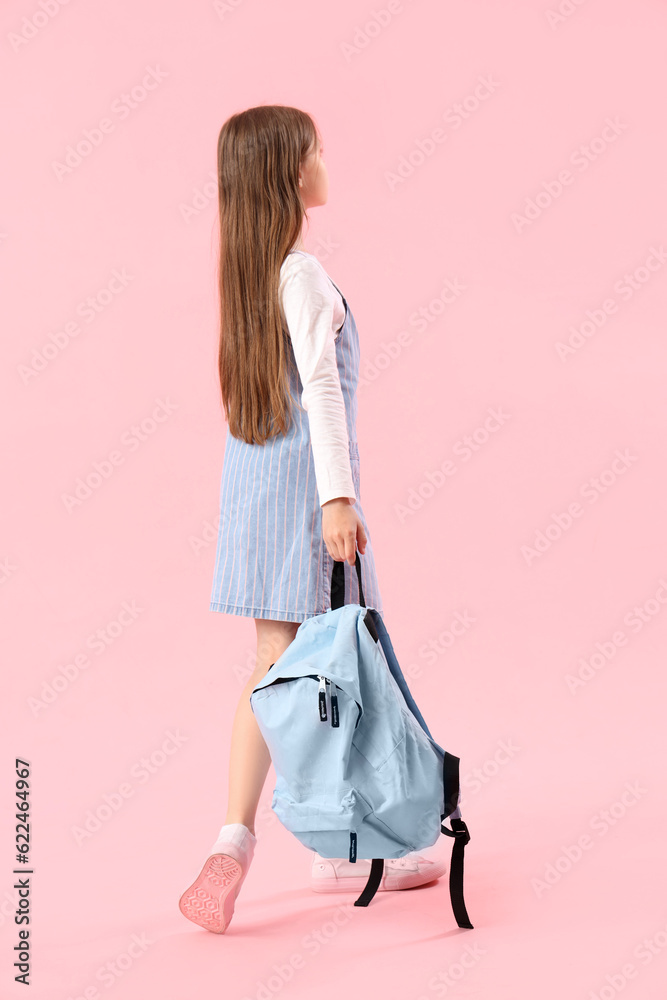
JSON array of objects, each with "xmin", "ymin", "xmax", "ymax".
[{"xmin": 280, "ymin": 254, "xmax": 357, "ymax": 509}]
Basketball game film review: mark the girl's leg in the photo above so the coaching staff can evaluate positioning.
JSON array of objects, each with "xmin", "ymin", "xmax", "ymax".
[{"xmin": 223, "ymin": 618, "xmax": 299, "ymax": 835}]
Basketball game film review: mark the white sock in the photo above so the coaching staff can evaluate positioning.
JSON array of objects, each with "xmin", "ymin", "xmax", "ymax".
[{"xmin": 214, "ymin": 822, "xmax": 257, "ymax": 848}]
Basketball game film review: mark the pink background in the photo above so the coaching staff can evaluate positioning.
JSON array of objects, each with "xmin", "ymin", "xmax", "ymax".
[{"xmin": 3, "ymin": 0, "xmax": 667, "ymax": 997}]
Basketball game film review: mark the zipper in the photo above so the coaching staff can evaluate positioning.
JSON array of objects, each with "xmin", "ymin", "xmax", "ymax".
[
  {"xmin": 317, "ymin": 675, "xmax": 327, "ymax": 721},
  {"xmin": 330, "ymin": 682, "xmax": 339, "ymax": 727},
  {"xmin": 316, "ymin": 675, "xmax": 340, "ymax": 727}
]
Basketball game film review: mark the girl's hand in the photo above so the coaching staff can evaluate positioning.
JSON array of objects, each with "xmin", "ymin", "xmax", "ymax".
[{"xmin": 321, "ymin": 497, "xmax": 367, "ymax": 565}]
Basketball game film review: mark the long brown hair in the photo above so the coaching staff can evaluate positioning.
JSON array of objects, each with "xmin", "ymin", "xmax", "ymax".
[{"xmin": 216, "ymin": 105, "xmax": 319, "ymax": 443}]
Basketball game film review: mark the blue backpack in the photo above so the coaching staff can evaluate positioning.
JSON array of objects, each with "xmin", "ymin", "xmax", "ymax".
[{"xmin": 250, "ymin": 553, "xmax": 473, "ymax": 928}]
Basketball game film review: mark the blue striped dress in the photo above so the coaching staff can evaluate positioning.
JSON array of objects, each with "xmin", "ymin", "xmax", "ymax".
[{"xmin": 209, "ymin": 261, "xmax": 384, "ymax": 622}]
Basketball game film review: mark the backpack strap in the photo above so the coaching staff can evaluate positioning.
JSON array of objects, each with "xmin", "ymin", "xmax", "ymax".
[
  {"xmin": 353, "ymin": 858, "xmax": 384, "ymax": 907},
  {"xmin": 334, "ymin": 571, "xmax": 473, "ymax": 927},
  {"xmin": 331, "ymin": 552, "xmax": 366, "ymax": 610},
  {"xmin": 441, "ymin": 751, "xmax": 474, "ymax": 928},
  {"xmin": 365, "ymin": 608, "xmax": 434, "ymax": 740},
  {"xmin": 352, "ymin": 756, "xmax": 472, "ymax": 919}
]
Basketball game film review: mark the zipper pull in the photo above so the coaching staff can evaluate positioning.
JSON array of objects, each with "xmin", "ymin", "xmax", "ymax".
[
  {"xmin": 330, "ymin": 682, "xmax": 339, "ymax": 727},
  {"xmin": 317, "ymin": 675, "xmax": 327, "ymax": 721}
]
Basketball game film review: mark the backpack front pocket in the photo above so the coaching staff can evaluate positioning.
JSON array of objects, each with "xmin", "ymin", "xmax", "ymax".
[
  {"xmin": 351, "ymin": 704, "xmax": 407, "ymax": 770},
  {"xmin": 251, "ymin": 674, "xmax": 360, "ymax": 782},
  {"xmin": 271, "ymin": 784, "xmax": 372, "ymax": 833}
]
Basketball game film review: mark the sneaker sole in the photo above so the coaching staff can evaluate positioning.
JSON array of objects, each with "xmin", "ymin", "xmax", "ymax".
[
  {"xmin": 310, "ymin": 858, "xmax": 448, "ymax": 893},
  {"xmin": 179, "ymin": 853, "xmax": 244, "ymax": 933}
]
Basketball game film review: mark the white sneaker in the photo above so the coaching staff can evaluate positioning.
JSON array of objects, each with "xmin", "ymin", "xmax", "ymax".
[
  {"xmin": 179, "ymin": 823, "xmax": 256, "ymax": 933},
  {"xmin": 310, "ymin": 850, "xmax": 447, "ymax": 893}
]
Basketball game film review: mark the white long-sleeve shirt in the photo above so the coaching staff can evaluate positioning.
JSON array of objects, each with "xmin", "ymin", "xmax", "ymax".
[{"xmin": 278, "ymin": 250, "xmax": 357, "ymax": 508}]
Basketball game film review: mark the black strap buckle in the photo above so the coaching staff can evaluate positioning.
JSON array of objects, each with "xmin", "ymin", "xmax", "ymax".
[{"xmin": 441, "ymin": 817, "xmax": 471, "ymax": 846}]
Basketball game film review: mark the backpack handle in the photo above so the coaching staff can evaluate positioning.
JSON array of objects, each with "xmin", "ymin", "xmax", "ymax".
[{"xmin": 330, "ymin": 551, "xmax": 366, "ymax": 610}]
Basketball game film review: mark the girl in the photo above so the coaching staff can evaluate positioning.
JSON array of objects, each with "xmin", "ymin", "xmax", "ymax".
[{"xmin": 179, "ymin": 105, "xmax": 445, "ymax": 934}]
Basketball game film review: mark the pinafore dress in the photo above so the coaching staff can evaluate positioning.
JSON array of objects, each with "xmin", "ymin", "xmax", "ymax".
[{"xmin": 209, "ymin": 261, "xmax": 383, "ymax": 623}]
